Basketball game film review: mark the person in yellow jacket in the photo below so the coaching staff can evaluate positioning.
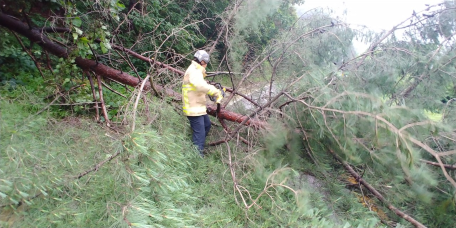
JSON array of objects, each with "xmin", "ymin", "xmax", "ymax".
[{"xmin": 182, "ymin": 50, "xmax": 222, "ymax": 156}]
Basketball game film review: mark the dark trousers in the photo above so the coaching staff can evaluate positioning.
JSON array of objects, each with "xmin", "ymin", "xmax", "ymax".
[{"xmin": 187, "ymin": 115, "xmax": 211, "ymax": 154}]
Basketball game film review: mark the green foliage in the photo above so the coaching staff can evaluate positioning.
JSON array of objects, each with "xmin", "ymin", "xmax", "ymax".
[
  {"xmin": 1, "ymin": 87, "xmax": 393, "ymax": 227},
  {"xmin": 0, "ymin": 94, "xmax": 197, "ymax": 227},
  {"xmin": 344, "ymin": 2, "xmax": 456, "ymax": 112},
  {"xmin": 229, "ymin": 0, "xmax": 301, "ymax": 70},
  {"xmin": 229, "ymin": 3, "xmax": 456, "ymax": 226},
  {"xmin": 2, "ymin": 1, "xmax": 456, "ymax": 227},
  {"xmin": 0, "ymin": 25, "xmax": 130, "ymax": 119},
  {"xmin": 257, "ymin": 125, "xmax": 388, "ymax": 227},
  {"xmin": 0, "ymin": 32, "xmax": 42, "ymax": 87}
]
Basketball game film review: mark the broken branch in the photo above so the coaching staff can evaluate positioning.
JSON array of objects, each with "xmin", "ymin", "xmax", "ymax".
[{"xmin": 329, "ymin": 149, "xmax": 427, "ymax": 228}]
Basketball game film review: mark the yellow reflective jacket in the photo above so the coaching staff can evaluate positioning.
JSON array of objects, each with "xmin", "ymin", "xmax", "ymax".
[{"xmin": 182, "ymin": 61, "xmax": 220, "ymax": 116}]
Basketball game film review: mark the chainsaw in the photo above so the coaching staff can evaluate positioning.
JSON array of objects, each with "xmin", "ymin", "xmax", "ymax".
[{"xmin": 208, "ymin": 82, "xmax": 226, "ymax": 113}]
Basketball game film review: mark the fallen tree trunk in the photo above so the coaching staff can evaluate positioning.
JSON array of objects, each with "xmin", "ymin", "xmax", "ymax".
[
  {"xmin": 0, "ymin": 12, "xmax": 179, "ymax": 98},
  {"xmin": 0, "ymin": 12, "xmax": 266, "ymax": 128},
  {"xmin": 0, "ymin": 13, "xmax": 68, "ymax": 58},
  {"xmin": 73, "ymin": 57, "xmax": 180, "ymax": 98},
  {"xmin": 207, "ymin": 105, "xmax": 265, "ymax": 128}
]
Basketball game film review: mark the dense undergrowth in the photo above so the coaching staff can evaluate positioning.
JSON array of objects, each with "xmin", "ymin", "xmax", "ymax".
[{"xmin": 1, "ymin": 80, "xmax": 389, "ymax": 227}]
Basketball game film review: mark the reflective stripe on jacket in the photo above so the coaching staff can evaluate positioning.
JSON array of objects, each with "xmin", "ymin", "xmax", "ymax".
[{"xmin": 182, "ymin": 61, "xmax": 219, "ymax": 116}]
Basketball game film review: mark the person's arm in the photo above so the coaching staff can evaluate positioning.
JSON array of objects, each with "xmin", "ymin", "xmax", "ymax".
[{"xmin": 189, "ymin": 71, "xmax": 221, "ymax": 97}]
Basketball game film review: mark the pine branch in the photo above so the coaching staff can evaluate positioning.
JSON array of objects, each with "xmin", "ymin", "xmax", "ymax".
[
  {"xmin": 282, "ymin": 92, "xmax": 456, "ymax": 189},
  {"xmin": 1, "ymin": 145, "xmax": 122, "ymax": 209},
  {"xmin": 207, "ymin": 118, "xmax": 250, "ymax": 147},
  {"xmin": 207, "ymin": 83, "xmax": 261, "ymax": 108},
  {"xmin": 49, "ymin": 102, "xmax": 100, "ymax": 106},
  {"xmin": 329, "ymin": 149, "xmax": 427, "ymax": 228}
]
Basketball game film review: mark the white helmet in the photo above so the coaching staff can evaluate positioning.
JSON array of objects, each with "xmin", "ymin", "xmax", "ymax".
[{"xmin": 194, "ymin": 50, "xmax": 210, "ymax": 64}]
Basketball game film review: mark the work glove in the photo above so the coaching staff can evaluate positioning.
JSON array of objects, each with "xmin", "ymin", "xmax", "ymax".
[
  {"xmin": 216, "ymin": 95, "xmax": 223, "ymax": 104},
  {"xmin": 215, "ymin": 89, "xmax": 223, "ymax": 104}
]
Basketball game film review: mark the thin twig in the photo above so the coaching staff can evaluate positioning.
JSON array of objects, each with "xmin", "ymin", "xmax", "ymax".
[
  {"xmin": 228, "ymin": 91, "xmax": 285, "ymax": 140},
  {"xmin": 88, "ymin": 72, "xmax": 100, "ymax": 121},
  {"xmin": 44, "ymin": 50, "xmax": 54, "ymax": 74},
  {"xmin": 49, "ymin": 102, "xmax": 100, "ymax": 106},
  {"xmin": 147, "ymin": 72, "xmax": 161, "ymax": 98},
  {"xmin": 22, "ymin": 11, "xmax": 33, "ymax": 29},
  {"xmin": 96, "ymin": 73, "xmax": 110, "ymax": 126},
  {"xmin": 11, "ymin": 31, "xmax": 46, "ymax": 79},
  {"xmin": 131, "ymin": 74, "xmax": 151, "ymax": 132},
  {"xmin": 206, "ymin": 71, "xmax": 243, "ymax": 77},
  {"xmin": 77, "ymin": 151, "xmax": 121, "ymax": 179},
  {"xmin": 34, "ymin": 93, "xmax": 62, "ymax": 116},
  {"xmin": 39, "ymin": 27, "xmax": 70, "ymax": 33},
  {"xmin": 101, "ymin": 81, "xmax": 127, "ymax": 98},
  {"xmin": 421, "ymin": 159, "xmax": 456, "ymax": 170},
  {"xmin": 34, "ymin": 85, "xmax": 83, "ymax": 115}
]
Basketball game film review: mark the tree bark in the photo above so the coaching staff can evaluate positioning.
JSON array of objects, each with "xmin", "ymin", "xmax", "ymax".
[
  {"xmin": 207, "ymin": 105, "xmax": 265, "ymax": 128},
  {"xmin": 0, "ymin": 13, "xmax": 68, "ymax": 58},
  {"xmin": 73, "ymin": 57, "xmax": 180, "ymax": 99}
]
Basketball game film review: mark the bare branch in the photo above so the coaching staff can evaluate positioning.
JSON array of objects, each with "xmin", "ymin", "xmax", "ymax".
[
  {"xmin": 101, "ymin": 81, "xmax": 127, "ymax": 98},
  {"xmin": 77, "ymin": 151, "xmax": 121, "ymax": 179},
  {"xmin": 96, "ymin": 73, "xmax": 111, "ymax": 126},
  {"xmin": 421, "ymin": 159, "xmax": 456, "ymax": 170},
  {"xmin": 40, "ymin": 27, "xmax": 70, "ymax": 33},
  {"xmin": 330, "ymin": 149, "xmax": 427, "ymax": 228},
  {"xmin": 11, "ymin": 30, "xmax": 46, "ymax": 79},
  {"xmin": 131, "ymin": 74, "xmax": 151, "ymax": 132}
]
